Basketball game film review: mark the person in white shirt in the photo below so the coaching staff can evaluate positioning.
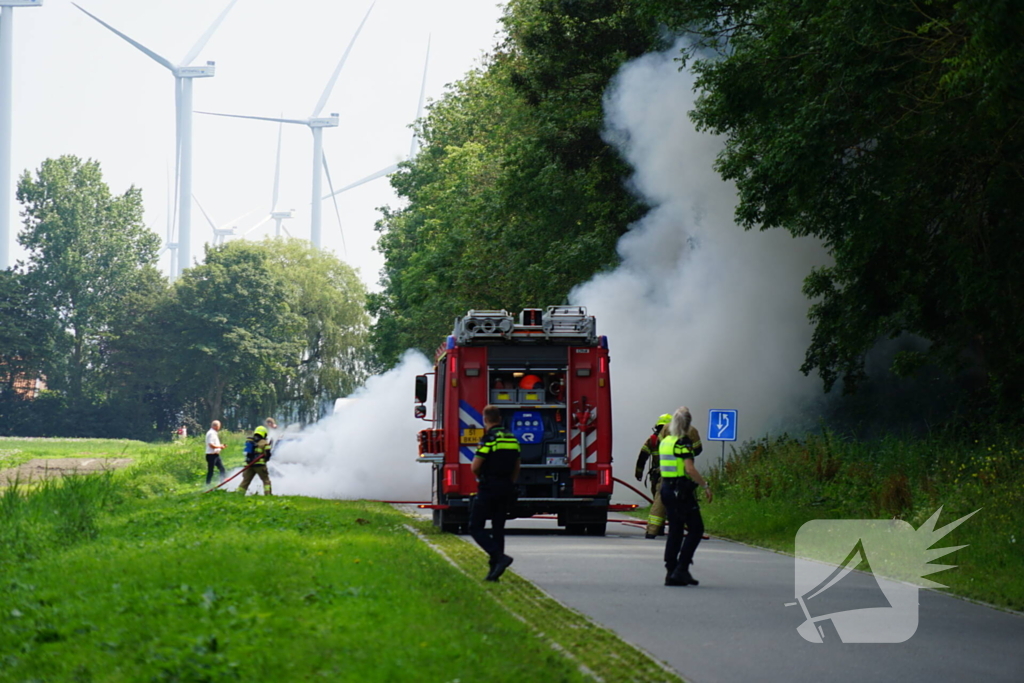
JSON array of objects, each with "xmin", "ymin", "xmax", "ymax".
[
  {"xmin": 205, "ymin": 420, "xmax": 226, "ymax": 484},
  {"xmin": 264, "ymin": 417, "xmax": 278, "ymax": 448}
]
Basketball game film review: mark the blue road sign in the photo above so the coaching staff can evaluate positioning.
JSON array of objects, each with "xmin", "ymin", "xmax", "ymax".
[{"xmin": 708, "ymin": 409, "xmax": 738, "ymax": 441}]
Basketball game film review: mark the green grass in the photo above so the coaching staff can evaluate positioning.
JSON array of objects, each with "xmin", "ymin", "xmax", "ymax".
[
  {"xmin": 408, "ymin": 520, "xmax": 681, "ymax": 683},
  {"xmin": 700, "ymin": 429, "xmax": 1024, "ymax": 610},
  {"xmin": 0, "ymin": 434, "xmax": 250, "ymax": 477},
  {"xmin": 1, "ymin": 494, "xmax": 587, "ymax": 682},
  {"xmin": 0, "ymin": 439, "xmax": 670, "ymax": 682}
]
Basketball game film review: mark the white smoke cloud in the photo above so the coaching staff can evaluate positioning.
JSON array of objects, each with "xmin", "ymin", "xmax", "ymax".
[
  {"xmin": 575, "ymin": 44, "xmax": 829, "ymax": 481},
  {"xmin": 261, "ymin": 44, "xmax": 828, "ymax": 502},
  {"xmin": 251, "ymin": 351, "xmax": 434, "ymax": 500}
]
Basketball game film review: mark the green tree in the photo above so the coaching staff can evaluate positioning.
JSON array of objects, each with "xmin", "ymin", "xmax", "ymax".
[
  {"xmin": 267, "ymin": 238, "xmax": 370, "ymax": 422},
  {"xmin": 648, "ymin": 0, "xmax": 1024, "ymax": 409},
  {"xmin": 16, "ymin": 156, "xmax": 160, "ymax": 402},
  {"xmin": 0, "ymin": 270, "xmax": 50, "ymax": 395},
  {"xmin": 100, "ymin": 266, "xmax": 179, "ymax": 436},
  {"xmin": 370, "ymin": 0, "xmax": 658, "ymax": 367},
  {"xmin": 171, "ymin": 241, "xmax": 303, "ymax": 424}
]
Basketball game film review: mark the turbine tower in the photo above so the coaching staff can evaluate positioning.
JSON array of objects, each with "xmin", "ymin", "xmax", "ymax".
[
  {"xmin": 199, "ymin": 3, "xmax": 373, "ymax": 250},
  {"xmin": 74, "ymin": 0, "xmax": 240, "ymax": 278},
  {"xmin": 0, "ymin": 0, "xmax": 44, "ymax": 271},
  {"xmin": 324, "ymin": 36, "xmax": 430, "ymax": 200}
]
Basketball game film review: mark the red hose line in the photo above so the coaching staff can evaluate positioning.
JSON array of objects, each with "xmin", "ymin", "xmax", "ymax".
[
  {"xmin": 612, "ymin": 477, "xmax": 653, "ymax": 504},
  {"xmin": 203, "ymin": 453, "xmax": 269, "ymax": 494}
]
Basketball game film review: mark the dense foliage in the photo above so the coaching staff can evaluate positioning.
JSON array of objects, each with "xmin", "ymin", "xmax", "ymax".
[
  {"xmin": 0, "ymin": 156, "xmax": 369, "ymax": 438},
  {"xmin": 702, "ymin": 428, "xmax": 1024, "ymax": 609},
  {"xmin": 648, "ymin": 0, "xmax": 1024, "ymax": 410},
  {"xmin": 369, "ymin": 0, "xmax": 658, "ymax": 367},
  {"xmin": 372, "ymin": 0, "xmax": 1023, "ymax": 417}
]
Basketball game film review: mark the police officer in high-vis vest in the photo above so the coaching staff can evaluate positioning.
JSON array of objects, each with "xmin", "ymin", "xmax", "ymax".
[
  {"xmin": 470, "ymin": 405, "xmax": 521, "ymax": 582},
  {"xmin": 239, "ymin": 426, "xmax": 273, "ymax": 496},
  {"xmin": 635, "ymin": 413, "xmax": 673, "ymax": 538},
  {"xmin": 659, "ymin": 406, "xmax": 711, "ymax": 586}
]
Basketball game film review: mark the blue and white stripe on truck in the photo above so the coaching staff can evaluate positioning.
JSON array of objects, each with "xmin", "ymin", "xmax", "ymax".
[{"xmin": 459, "ymin": 400, "xmax": 484, "ymax": 463}]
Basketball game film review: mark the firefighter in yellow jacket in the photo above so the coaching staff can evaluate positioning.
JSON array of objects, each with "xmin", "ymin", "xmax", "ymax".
[
  {"xmin": 239, "ymin": 426, "xmax": 273, "ymax": 496},
  {"xmin": 635, "ymin": 413, "xmax": 672, "ymax": 538}
]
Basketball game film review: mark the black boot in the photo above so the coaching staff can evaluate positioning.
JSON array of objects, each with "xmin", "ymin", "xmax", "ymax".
[
  {"xmin": 486, "ymin": 554, "xmax": 513, "ymax": 582},
  {"xmin": 668, "ymin": 567, "xmax": 698, "ymax": 586}
]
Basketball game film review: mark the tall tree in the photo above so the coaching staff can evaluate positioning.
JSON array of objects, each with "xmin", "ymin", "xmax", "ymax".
[
  {"xmin": 172, "ymin": 241, "xmax": 303, "ymax": 424},
  {"xmin": 267, "ymin": 238, "xmax": 370, "ymax": 422},
  {"xmin": 16, "ymin": 156, "xmax": 160, "ymax": 402},
  {"xmin": 370, "ymin": 0, "xmax": 658, "ymax": 367},
  {"xmin": 0, "ymin": 270, "xmax": 50, "ymax": 395},
  {"xmin": 648, "ymin": 0, "xmax": 1024, "ymax": 409}
]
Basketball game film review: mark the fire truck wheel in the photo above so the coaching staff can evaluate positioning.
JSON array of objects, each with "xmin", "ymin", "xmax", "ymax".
[
  {"xmin": 585, "ymin": 522, "xmax": 607, "ymax": 536},
  {"xmin": 565, "ymin": 523, "xmax": 587, "ymax": 535},
  {"xmin": 434, "ymin": 508, "xmax": 468, "ymax": 534}
]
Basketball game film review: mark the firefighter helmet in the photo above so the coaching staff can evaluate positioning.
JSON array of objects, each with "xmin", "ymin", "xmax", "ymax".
[
  {"xmin": 254, "ymin": 426, "xmax": 269, "ymax": 439},
  {"xmin": 519, "ymin": 374, "xmax": 543, "ymax": 390}
]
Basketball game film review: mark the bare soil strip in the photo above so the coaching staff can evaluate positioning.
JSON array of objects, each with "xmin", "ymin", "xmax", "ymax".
[{"xmin": 0, "ymin": 458, "xmax": 134, "ymax": 485}]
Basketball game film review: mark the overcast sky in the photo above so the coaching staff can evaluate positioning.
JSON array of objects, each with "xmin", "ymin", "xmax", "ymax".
[{"xmin": 10, "ymin": 0, "xmax": 505, "ymax": 289}]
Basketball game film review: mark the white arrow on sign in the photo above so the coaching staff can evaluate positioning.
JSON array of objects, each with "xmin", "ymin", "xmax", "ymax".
[{"xmin": 716, "ymin": 413, "xmax": 730, "ymax": 438}]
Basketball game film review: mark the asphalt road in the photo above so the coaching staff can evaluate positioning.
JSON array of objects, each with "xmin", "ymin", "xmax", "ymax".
[{"xmin": 433, "ymin": 512, "xmax": 1024, "ymax": 683}]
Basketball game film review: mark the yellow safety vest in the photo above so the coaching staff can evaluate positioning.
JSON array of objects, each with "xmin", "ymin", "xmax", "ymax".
[{"xmin": 658, "ymin": 434, "xmax": 693, "ymax": 479}]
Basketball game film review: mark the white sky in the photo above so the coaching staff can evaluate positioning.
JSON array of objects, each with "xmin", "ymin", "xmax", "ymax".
[{"xmin": 10, "ymin": 0, "xmax": 506, "ymax": 289}]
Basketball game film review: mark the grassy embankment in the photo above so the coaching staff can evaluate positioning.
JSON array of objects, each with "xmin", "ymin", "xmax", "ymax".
[
  {"xmin": 639, "ymin": 430, "xmax": 1024, "ymax": 611},
  {"xmin": 0, "ymin": 440, "xmax": 677, "ymax": 682}
]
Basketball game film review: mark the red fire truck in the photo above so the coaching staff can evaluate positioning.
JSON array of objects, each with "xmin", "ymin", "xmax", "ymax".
[{"xmin": 414, "ymin": 306, "xmax": 614, "ymax": 535}]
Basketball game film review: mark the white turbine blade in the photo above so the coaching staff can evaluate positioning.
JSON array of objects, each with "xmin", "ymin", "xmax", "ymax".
[
  {"xmin": 73, "ymin": 3, "xmax": 175, "ymax": 71},
  {"xmin": 272, "ymin": 118, "xmax": 284, "ymax": 211},
  {"xmin": 179, "ymin": 0, "xmax": 240, "ymax": 66},
  {"xmin": 410, "ymin": 35, "xmax": 431, "ymax": 159},
  {"xmin": 197, "ymin": 110, "xmax": 309, "ymax": 126},
  {"xmin": 321, "ymin": 154, "xmax": 347, "ymax": 254},
  {"xmin": 323, "ymin": 164, "xmax": 399, "ymax": 200},
  {"xmin": 241, "ymin": 214, "xmax": 273, "ymax": 239},
  {"xmin": 220, "ymin": 209, "xmax": 256, "ymax": 231},
  {"xmin": 192, "ymin": 194, "xmax": 219, "ymax": 232},
  {"xmin": 311, "ymin": 2, "xmax": 374, "ymax": 117}
]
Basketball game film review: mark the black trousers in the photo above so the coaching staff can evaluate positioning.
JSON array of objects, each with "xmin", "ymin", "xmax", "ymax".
[
  {"xmin": 661, "ymin": 479, "xmax": 705, "ymax": 573},
  {"xmin": 205, "ymin": 453, "xmax": 226, "ymax": 484},
  {"xmin": 469, "ymin": 484, "xmax": 516, "ymax": 563}
]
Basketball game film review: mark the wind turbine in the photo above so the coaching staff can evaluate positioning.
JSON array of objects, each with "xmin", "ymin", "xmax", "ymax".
[
  {"xmin": 0, "ymin": 0, "xmax": 44, "ymax": 270},
  {"xmin": 323, "ymin": 36, "xmax": 430, "ymax": 200},
  {"xmin": 198, "ymin": 3, "xmax": 373, "ymax": 250},
  {"xmin": 244, "ymin": 121, "xmax": 295, "ymax": 239},
  {"xmin": 74, "ymin": 0, "xmax": 240, "ymax": 278},
  {"xmin": 193, "ymin": 194, "xmax": 253, "ymax": 246}
]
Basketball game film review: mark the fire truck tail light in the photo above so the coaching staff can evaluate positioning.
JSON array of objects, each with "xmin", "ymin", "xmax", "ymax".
[
  {"xmin": 600, "ymin": 469, "xmax": 611, "ymax": 487},
  {"xmin": 445, "ymin": 468, "xmax": 457, "ymax": 487},
  {"xmin": 600, "ymin": 357, "xmax": 607, "ymax": 374}
]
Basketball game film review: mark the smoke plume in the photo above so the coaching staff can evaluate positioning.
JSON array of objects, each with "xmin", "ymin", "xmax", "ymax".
[
  {"xmin": 258, "ymin": 44, "xmax": 829, "ymax": 501},
  {"xmin": 575, "ymin": 45, "xmax": 829, "ymax": 480},
  {"xmin": 249, "ymin": 351, "xmax": 434, "ymax": 500}
]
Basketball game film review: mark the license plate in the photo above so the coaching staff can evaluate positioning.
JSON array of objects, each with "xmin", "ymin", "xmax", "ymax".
[{"xmin": 460, "ymin": 428, "xmax": 484, "ymax": 444}]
